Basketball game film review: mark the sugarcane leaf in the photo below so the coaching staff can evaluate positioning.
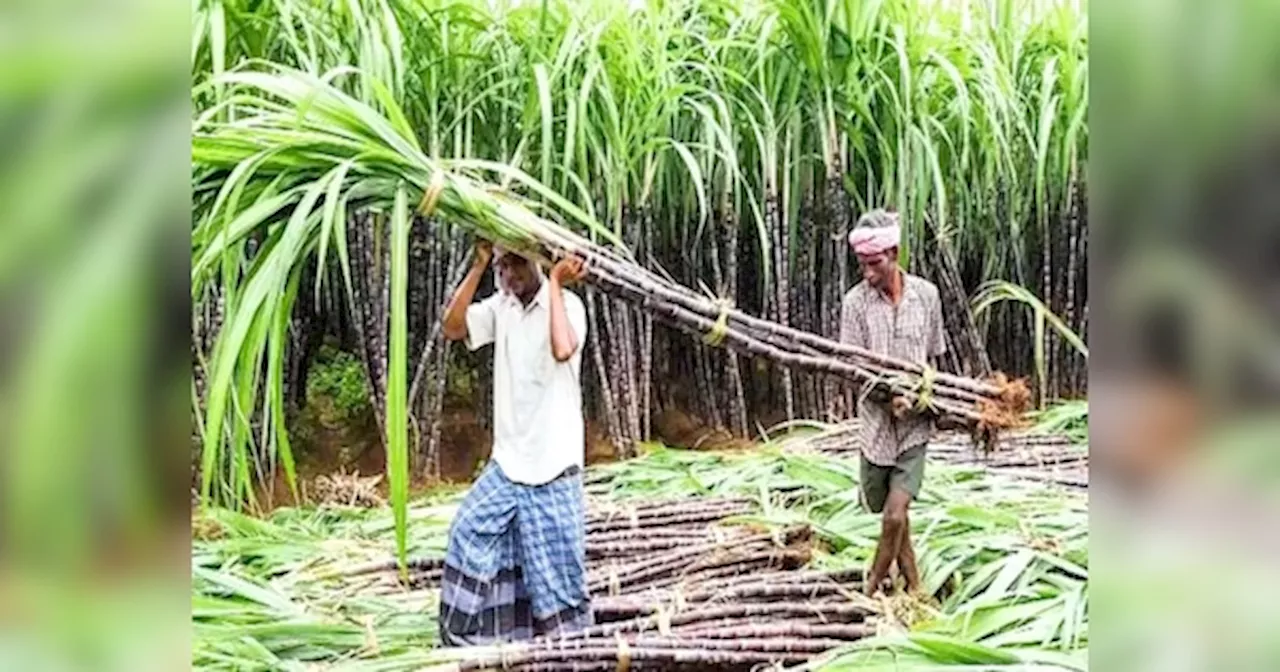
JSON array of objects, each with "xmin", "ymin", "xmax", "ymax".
[
  {"xmin": 194, "ymin": 567, "xmax": 303, "ymax": 616},
  {"xmin": 533, "ymin": 62, "xmax": 554, "ymax": 190},
  {"xmin": 666, "ymin": 139, "xmax": 710, "ymax": 226},
  {"xmin": 979, "ymin": 548, "xmax": 1038, "ymax": 603},
  {"xmin": 386, "ymin": 183, "xmax": 411, "ymax": 573},
  {"xmin": 906, "ymin": 632, "xmax": 1023, "ymax": 664},
  {"xmin": 946, "ymin": 504, "xmax": 1019, "ymax": 530}
]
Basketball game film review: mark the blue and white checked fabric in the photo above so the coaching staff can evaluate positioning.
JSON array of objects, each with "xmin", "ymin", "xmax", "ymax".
[{"xmin": 438, "ymin": 461, "xmax": 591, "ymax": 645}]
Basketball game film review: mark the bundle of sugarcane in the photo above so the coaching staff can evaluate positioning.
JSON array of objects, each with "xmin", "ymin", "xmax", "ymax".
[
  {"xmin": 590, "ymin": 567, "xmax": 867, "ymax": 622},
  {"xmin": 344, "ymin": 493, "xmax": 875, "ymax": 669},
  {"xmin": 571, "ymin": 249, "xmax": 1032, "ymax": 437},
  {"xmin": 584, "ymin": 496, "xmax": 757, "ymax": 565},
  {"xmin": 192, "ymin": 69, "xmax": 1031, "ymax": 440},
  {"xmin": 429, "ymin": 627, "xmax": 875, "ymax": 672},
  {"xmin": 587, "ymin": 525, "xmax": 813, "ymax": 598},
  {"xmin": 430, "ymin": 572, "xmax": 877, "ymax": 671},
  {"xmin": 430, "ymin": 572, "xmax": 877, "ymax": 672}
]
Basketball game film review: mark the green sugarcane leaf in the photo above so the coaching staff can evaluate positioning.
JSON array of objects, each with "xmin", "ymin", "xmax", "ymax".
[
  {"xmin": 906, "ymin": 632, "xmax": 1023, "ymax": 664},
  {"xmin": 386, "ymin": 184, "xmax": 411, "ymax": 573}
]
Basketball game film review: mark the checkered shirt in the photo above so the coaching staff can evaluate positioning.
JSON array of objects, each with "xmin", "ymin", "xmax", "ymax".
[
  {"xmin": 839, "ymin": 271, "xmax": 947, "ymax": 466},
  {"xmin": 438, "ymin": 461, "xmax": 591, "ymax": 645}
]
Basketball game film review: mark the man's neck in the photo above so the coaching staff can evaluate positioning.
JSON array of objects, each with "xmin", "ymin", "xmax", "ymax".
[
  {"xmin": 879, "ymin": 267, "xmax": 904, "ymax": 305},
  {"xmin": 517, "ymin": 278, "xmax": 543, "ymax": 307}
]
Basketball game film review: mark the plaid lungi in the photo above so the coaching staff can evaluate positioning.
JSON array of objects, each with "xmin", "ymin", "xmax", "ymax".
[{"xmin": 438, "ymin": 461, "xmax": 593, "ymax": 646}]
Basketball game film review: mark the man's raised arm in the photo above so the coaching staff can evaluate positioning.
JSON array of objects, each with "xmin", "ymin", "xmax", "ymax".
[
  {"xmin": 547, "ymin": 256, "xmax": 587, "ymax": 362},
  {"xmin": 442, "ymin": 241, "xmax": 493, "ymax": 342}
]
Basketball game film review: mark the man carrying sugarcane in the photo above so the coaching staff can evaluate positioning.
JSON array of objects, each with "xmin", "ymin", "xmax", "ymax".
[
  {"xmin": 840, "ymin": 209, "xmax": 946, "ymax": 597},
  {"xmin": 437, "ymin": 239, "xmax": 592, "ymax": 645}
]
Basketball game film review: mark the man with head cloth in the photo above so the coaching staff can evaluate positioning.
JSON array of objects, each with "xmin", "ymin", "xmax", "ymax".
[
  {"xmin": 840, "ymin": 209, "xmax": 946, "ymax": 596},
  {"xmin": 437, "ymin": 239, "xmax": 591, "ymax": 644}
]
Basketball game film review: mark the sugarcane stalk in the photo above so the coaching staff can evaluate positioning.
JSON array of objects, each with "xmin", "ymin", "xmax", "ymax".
[
  {"xmin": 585, "ymin": 506, "xmax": 753, "ymax": 533},
  {"xmin": 456, "ymin": 644, "xmax": 810, "ymax": 671},
  {"xmin": 621, "ymin": 304, "xmax": 642, "ymax": 440},
  {"xmin": 560, "ymin": 601, "xmax": 873, "ymax": 640},
  {"xmin": 588, "ymin": 543, "xmax": 768, "ymax": 595},
  {"xmin": 678, "ymin": 568, "xmax": 865, "ymax": 596},
  {"xmin": 633, "ymin": 550, "xmax": 813, "ymax": 596},
  {"xmin": 1065, "ymin": 179, "xmax": 1081, "ymax": 394},
  {"xmin": 634, "ymin": 558, "xmax": 778, "ymax": 594},
  {"xmin": 586, "ymin": 538, "xmax": 688, "ymax": 559},
  {"xmin": 706, "ymin": 204, "xmax": 733, "ymax": 430},
  {"xmin": 778, "ymin": 164, "xmax": 795, "ymax": 422},
  {"xmin": 639, "ymin": 204, "xmax": 654, "ymax": 439},
  {"xmin": 589, "ymin": 528, "xmax": 802, "ymax": 587},
  {"xmin": 593, "ymin": 582, "xmax": 855, "ymax": 619},
  {"xmin": 584, "ymin": 522, "xmax": 747, "ymax": 542},
  {"xmin": 586, "ymin": 497, "xmax": 751, "ymax": 522},
  {"xmin": 722, "ymin": 201, "xmax": 748, "ymax": 436},
  {"xmin": 586, "ymin": 289, "xmax": 625, "ymax": 457},
  {"xmin": 533, "ymin": 635, "xmax": 853, "ymax": 654},
  {"xmin": 588, "ymin": 498, "xmax": 748, "ymax": 521},
  {"xmin": 600, "ymin": 295, "xmax": 632, "ymax": 444},
  {"xmin": 673, "ymin": 621, "xmax": 875, "ymax": 641}
]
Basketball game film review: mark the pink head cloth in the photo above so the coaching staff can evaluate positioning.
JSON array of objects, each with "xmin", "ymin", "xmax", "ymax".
[{"xmin": 848, "ymin": 225, "xmax": 901, "ymax": 256}]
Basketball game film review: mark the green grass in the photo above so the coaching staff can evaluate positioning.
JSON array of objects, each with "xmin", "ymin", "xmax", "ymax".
[
  {"xmin": 306, "ymin": 346, "xmax": 373, "ymax": 422},
  {"xmin": 193, "ymin": 444, "xmax": 1087, "ymax": 671},
  {"xmin": 1028, "ymin": 399, "xmax": 1088, "ymax": 444}
]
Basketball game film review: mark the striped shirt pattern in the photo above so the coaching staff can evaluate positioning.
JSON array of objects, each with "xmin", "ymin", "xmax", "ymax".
[{"xmin": 839, "ymin": 271, "xmax": 947, "ymax": 466}]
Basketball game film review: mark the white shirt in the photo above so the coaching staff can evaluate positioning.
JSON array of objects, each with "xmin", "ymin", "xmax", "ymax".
[{"xmin": 465, "ymin": 281, "xmax": 588, "ymax": 485}]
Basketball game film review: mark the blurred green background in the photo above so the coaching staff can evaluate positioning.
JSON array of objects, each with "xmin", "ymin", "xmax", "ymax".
[{"xmin": 0, "ymin": 0, "xmax": 190, "ymax": 670}]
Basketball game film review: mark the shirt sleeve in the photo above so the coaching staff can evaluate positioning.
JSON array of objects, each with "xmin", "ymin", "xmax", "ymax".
[
  {"xmin": 929, "ymin": 288, "xmax": 947, "ymax": 359},
  {"xmin": 465, "ymin": 294, "xmax": 500, "ymax": 351}
]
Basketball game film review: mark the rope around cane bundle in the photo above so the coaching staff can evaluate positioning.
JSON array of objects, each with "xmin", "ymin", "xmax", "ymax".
[
  {"xmin": 614, "ymin": 633, "xmax": 631, "ymax": 672},
  {"xmin": 701, "ymin": 297, "xmax": 733, "ymax": 347},
  {"xmin": 418, "ymin": 170, "xmax": 447, "ymax": 216},
  {"xmin": 913, "ymin": 365, "xmax": 937, "ymax": 412}
]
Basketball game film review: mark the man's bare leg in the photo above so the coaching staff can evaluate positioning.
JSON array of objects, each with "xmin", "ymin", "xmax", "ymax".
[
  {"xmin": 864, "ymin": 489, "xmax": 912, "ymax": 596},
  {"xmin": 895, "ymin": 505, "xmax": 921, "ymax": 593}
]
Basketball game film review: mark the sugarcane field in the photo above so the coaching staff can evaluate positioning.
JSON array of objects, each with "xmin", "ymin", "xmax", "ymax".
[{"xmin": 191, "ymin": 0, "xmax": 1088, "ymax": 670}]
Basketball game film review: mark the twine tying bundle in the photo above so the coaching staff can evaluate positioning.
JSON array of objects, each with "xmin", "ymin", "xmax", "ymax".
[
  {"xmin": 614, "ymin": 633, "xmax": 631, "ymax": 672},
  {"xmin": 417, "ymin": 170, "xmax": 446, "ymax": 216},
  {"xmin": 655, "ymin": 604, "xmax": 673, "ymax": 636},
  {"xmin": 914, "ymin": 365, "xmax": 937, "ymax": 413},
  {"xmin": 608, "ymin": 565, "xmax": 622, "ymax": 597},
  {"xmin": 702, "ymin": 297, "xmax": 733, "ymax": 347}
]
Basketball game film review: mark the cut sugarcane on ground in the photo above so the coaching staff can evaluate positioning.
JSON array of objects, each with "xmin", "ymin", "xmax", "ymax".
[
  {"xmin": 193, "ymin": 437, "xmax": 1087, "ymax": 671},
  {"xmin": 784, "ymin": 421, "xmax": 1090, "ymax": 490}
]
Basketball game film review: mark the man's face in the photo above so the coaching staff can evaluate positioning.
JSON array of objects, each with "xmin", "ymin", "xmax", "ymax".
[
  {"xmin": 856, "ymin": 248, "xmax": 898, "ymax": 290},
  {"xmin": 494, "ymin": 251, "xmax": 539, "ymax": 300}
]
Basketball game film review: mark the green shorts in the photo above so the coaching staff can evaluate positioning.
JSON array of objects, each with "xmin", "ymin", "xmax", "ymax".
[{"xmin": 860, "ymin": 444, "xmax": 926, "ymax": 513}]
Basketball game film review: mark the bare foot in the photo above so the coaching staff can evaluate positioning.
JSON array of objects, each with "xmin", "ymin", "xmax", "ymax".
[{"xmin": 865, "ymin": 576, "xmax": 893, "ymax": 597}]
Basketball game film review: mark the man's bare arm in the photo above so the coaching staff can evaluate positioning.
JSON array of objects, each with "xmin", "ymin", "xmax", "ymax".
[
  {"xmin": 547, "ymin": 256, "xmax": 586, "ymax": 362},
  {"xmin": 441, "ymin": 241, "xmax": 492, "ymax": 342}
]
